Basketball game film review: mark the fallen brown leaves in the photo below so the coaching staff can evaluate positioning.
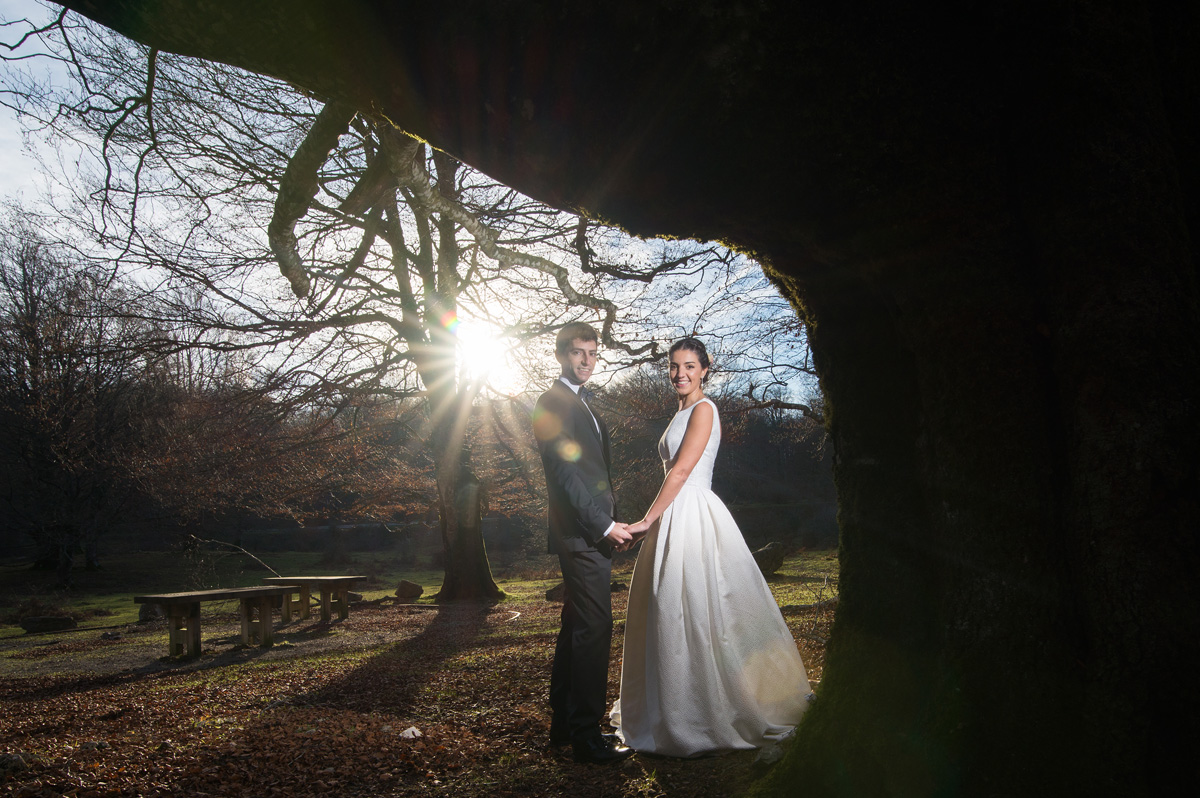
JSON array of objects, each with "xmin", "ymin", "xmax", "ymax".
[{"xmin": 1, "ymin": 592, "xmax": 833, "ymax": 798}]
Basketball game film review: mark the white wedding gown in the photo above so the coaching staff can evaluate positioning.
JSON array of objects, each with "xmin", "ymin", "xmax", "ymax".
[{"xmin": 611, "ymin": 398, "xmax": 813, "ymax": 757}]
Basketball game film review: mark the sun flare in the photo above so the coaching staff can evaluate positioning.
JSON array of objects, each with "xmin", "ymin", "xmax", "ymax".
[{"xmin": 456, "ymin": 319, "xmax": 518, "ymax": 392}]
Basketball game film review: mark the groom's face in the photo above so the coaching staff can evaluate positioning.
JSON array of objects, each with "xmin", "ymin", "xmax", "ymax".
[{"xmin": 558, "ymin": 338, "xmax": 599, "ymax": 385}]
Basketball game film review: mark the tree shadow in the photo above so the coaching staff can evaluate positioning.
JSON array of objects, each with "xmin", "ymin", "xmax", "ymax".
[
  {"xmin": 0, "ymin": 644, "xmax": 280, "ymax": 714},
  {"xmin": 289, "ymin": 601, "xmax": 494, "ymax": 714},
  {"xmin": 132, "ymin": 640, "xmax": 279, "ymax": 674},
  {"xmin": 267, "ymin": 618, "xmax": 347, "ymax": 641}
]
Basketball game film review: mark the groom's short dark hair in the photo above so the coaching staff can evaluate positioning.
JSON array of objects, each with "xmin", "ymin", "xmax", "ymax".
[{"xmin": 555, "ymin": 322, "xmax": 599, "ymax": 357}]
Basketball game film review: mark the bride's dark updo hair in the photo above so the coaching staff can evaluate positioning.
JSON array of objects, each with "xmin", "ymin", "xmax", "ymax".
[{"xmin": 669, "ymin": 336, "xmax": 712, "ymax": 383}]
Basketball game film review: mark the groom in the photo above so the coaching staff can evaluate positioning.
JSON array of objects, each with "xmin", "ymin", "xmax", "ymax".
[{"xmin": 533, "ymin": 322, "xmax": 634, "ymax": 764}]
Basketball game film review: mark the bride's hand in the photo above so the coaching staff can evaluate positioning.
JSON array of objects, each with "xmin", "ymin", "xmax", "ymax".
[{"xmin": 628, "ymin": 518, "xmax": 652, "ymax": 536}]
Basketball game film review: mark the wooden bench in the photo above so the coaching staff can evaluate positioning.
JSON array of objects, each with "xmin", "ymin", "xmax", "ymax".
[
  {"xmin": 134, "ymin": 586, "xmax": 296, "ymax": 658},
  {"xmin": 263, "ymin": 576, "xmax": 365, "ymax": 624}
]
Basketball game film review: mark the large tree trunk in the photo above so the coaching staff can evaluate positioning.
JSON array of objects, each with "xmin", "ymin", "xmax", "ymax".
[
  {"xmin": 756, "ymin": 4, "xmax": 1200, "ymax": 795},
  {"xmin": 428, "ymin": 393, "xmax": 502, "ymax": 603},
  {"xmin": 423, "ymin": 150, "xmax": 503, "ymax": 603},
  {"xmin": 433, "ymin": 444, "xmax": 501, "ymax": 602},
  {"xmin": 419, "ymin": 295, "xmax": 501, "ymax": 602}
]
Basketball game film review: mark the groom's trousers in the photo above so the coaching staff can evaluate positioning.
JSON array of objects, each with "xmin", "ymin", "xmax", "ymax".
[{"xmin": 551, "ymin": 548, "xmax": 614, "ymax": 740}]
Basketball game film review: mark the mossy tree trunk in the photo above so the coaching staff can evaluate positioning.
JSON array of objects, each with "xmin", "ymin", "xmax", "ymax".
[{"xmin": 756, "ymin": 4, "xmax": 1200, "ymax": 794}]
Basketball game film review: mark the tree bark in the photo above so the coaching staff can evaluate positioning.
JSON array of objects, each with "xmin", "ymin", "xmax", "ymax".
[
  {"xmin": 427, "ymin": 389, "xmax": 502, "ymax": 603},
  {"xmin": 756, "ymin": 4, "xmax": 1200, "ymax": 794},
  {"xmin": 433, "ymin": 440, "xmax": 500, "ymax": 602}
]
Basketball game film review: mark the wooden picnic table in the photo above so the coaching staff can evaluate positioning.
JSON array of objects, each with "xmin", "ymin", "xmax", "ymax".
[
  {"xmin": 134, "ymin": 585, "xmax": 296, "ymax": 658},
  {"xmin": 263, "ymin": 576, "xmax": 365, "ymax": 624}
]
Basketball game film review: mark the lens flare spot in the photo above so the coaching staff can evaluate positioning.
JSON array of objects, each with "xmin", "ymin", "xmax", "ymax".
[
  {"xmin": 532, "ymin": 408, "xmax": 562, "ymax": 442},
  {"xmin": 440, "ymin": 310, "xmax": 460, "ymax": 333},
  {"xmin": 556, "ymin": 440, "xmax": 583, "ymax": 462}
]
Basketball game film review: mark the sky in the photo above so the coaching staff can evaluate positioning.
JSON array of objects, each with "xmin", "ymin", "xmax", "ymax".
[
  {"xmin": 0, "ymin": 0, "xmax": 819, "ymax": 404},
  {"xmin": 0, "ymin": 109, "xmax": 36, "ymax": 196},
  {"xmin": 1, "ymin": 0, "xmax": 56, "ymax": 200}
]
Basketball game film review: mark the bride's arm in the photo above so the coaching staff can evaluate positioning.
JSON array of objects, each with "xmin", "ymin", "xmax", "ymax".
[{"xmin": 631, "ymin": 402, "xmax": 714, "ymax": 532}]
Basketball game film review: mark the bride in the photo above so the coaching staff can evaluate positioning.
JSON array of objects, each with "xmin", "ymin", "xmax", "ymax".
[{"xmin": 610, "ymin": 337, "xmax": 814, "ymax": 757}]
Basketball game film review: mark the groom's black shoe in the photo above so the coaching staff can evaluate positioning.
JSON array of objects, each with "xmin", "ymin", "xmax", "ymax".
[
  {"xmin": 549, "ymin": 727, "xmax": 571, "ymax": 746},
  {"xmin": 572, "ymin": 732, "xmax": 633, "ymax": 764}
]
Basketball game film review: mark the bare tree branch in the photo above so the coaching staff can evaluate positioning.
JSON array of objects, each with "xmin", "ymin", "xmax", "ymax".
[{"xmin": 268, "ymin": 100, "xmax": 356, "ymax": 298}]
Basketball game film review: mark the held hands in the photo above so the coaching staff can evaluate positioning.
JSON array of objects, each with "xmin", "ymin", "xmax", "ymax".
[
  {"xmin": 607, "ymin": 522, "xmax": 635, "ymax": 551},
  {"xmin": 628, "ymin": 518, "xmax": 652, "ymax": 537},
  {"xmin": 611, "ymin": 519, "xmax": 652, "ymax": 553}
]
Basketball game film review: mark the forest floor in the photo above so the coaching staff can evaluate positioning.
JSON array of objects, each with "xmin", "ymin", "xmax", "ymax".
[{"xmin": 0, "ymin": 551, "xmax": 837, "ymax": 798}]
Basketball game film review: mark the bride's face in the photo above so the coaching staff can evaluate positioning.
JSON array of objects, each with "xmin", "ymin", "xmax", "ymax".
[{"xmin": 669, "ymin": 349, "xmax": 708, "ymax": 396}]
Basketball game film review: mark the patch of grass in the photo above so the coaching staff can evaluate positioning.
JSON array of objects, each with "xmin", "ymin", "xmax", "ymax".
[
  {"xmin": 356, "ymin": 567, "xmax": 445, "ymax": 602},
  {"xmin": 765, "ymin": 550, "xmax": 840, "ymax": 606},
  {"xmin": 0, "ymin": 551, "xmax": 841, "ymax": 798},
  {"xmin": 492, "ymin": 558, "xmax": 562, "ymax": 582},
  {"xmin": 0, "ymin": 586, "xmax": 141, "ymax": 639},
  {"xmin": 624, "ymin": 768, "xmax": 667, "ymax": 798},
  {"xmin": 2, "ymin": 596, "xmax": 76, "ymax": 624},
  {"xmin": 0, "ymin": 548, "xmax": 456, "ymax": 636}
]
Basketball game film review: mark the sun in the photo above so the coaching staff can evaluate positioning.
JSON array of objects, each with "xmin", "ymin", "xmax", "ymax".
[{"xmin": 456, "ymin": 319, "xmax": 517, "ymax": 392}]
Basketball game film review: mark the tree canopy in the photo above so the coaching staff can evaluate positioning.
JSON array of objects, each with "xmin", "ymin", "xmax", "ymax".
[{"xmin": 1, "ymin": 7, "xmax": 821, "ymax": 599}]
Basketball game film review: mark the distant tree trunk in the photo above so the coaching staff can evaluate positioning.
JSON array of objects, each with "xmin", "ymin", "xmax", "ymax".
[
  {"xmin": 322, "ymin": 518, "xmax": 349, "ymax": 566},
  {"xmin": 30, "ymin": 524, "xmax": 79, "ymax": 586},
  {"xmin": 44, "ymin": 525, "xmax": 79, "ymax": 587},
  {"xmin": 31, "ymin": 535, "xmax": 56, "ymax": 572},
  {"xmin": 83, "ymin": 521, "xmax": 101, "ymax": 570}
]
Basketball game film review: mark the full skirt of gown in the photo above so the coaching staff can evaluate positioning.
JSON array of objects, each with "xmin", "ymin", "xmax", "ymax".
[{"xmin": 610, "ymin": 482, "xmax": 813, "ymax": 757}]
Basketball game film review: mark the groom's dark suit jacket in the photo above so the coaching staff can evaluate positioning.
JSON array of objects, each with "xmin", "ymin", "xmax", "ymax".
[{"xmin": 534, "ymin": 379, "xmax": 617, "ymax": 554}]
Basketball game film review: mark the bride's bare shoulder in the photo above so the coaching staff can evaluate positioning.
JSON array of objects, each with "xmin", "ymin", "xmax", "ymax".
[{"xmin": 685, "ymin": 399, "xmax": 714, "ymax": 429}]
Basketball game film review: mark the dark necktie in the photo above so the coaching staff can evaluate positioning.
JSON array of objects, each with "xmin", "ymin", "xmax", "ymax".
[{"xmin": 578, "ymin": 386, "xmax": 600, "ymax": 433}]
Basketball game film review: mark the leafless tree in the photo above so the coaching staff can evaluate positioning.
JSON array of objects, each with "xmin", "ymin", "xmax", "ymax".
[
  {"xmin": 0, "ymin": 210, "xmax": 156, "ymax": 584},
  {"xmin": 1, "ymin": 8, "xmax": 818, "ymax": 598}
]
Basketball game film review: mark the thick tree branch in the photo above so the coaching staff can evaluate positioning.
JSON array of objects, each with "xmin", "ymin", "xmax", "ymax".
[
  {"xmin": 268, "ymin": 99, "xmax": 356, "ymax": 298},
  {"xmin": 740, "ymin": 393, "xmax": 823, "ymax": 423},
  {"xmin": 377, "ymin": 124, "xmax": 656, "ymax": 358}
]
